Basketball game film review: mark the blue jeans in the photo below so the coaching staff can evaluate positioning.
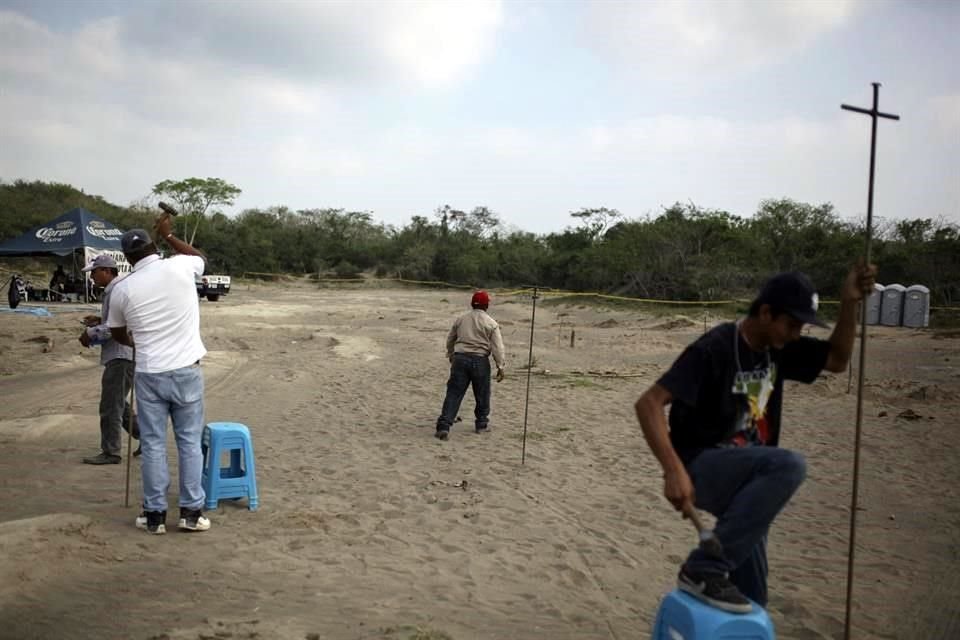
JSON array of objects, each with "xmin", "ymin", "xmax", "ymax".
[
  {"xmin": 135, "ymin": 364, "xmax": 206, "ymax": 512},
  {"xmin": 684, "ymin": 446, "xmax": 807, "ymax": 606},
  {"xmin": 437, "ymin": 353, "xmax": 491, "ymax": 431}
]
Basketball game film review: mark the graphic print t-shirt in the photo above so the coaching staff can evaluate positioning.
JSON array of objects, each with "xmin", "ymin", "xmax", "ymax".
[
  {"xmin": 730, "ymin": 357, "xmax": 777, "ymax": 446},
  {"xmin": 657, "ymin": 322, "xmax": 829, "ymax": 461}
]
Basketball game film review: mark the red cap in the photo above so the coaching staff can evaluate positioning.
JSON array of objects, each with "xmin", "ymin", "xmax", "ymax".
[{"xmin": 471, "ymin": 290, "xmax": 490, "ymax": 307}]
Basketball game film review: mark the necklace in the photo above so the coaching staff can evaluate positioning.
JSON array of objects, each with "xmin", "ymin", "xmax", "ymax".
[{"xmin": 733, "ymin": 319, "xmax": 771, "ymax": 379}]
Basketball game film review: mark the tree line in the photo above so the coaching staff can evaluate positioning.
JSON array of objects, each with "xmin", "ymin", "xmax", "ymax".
[{"xmin": 1, "ymin": 179, "xmax": 958, "ymax": 305}]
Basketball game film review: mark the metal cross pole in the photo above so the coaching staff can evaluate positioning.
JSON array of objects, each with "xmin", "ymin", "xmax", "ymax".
[
  {"xmin": 521, "ymin": 286, "xmax": 539, "ymax": 465},
  {"xmin": 840, "ymin": 82, "xmax": 899, "ymax": 640}
]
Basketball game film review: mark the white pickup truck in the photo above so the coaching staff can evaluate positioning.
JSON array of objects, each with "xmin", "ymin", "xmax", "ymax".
[{"xmin": 196, "ymin": 274, "xmax": 231, "ymax": 302}]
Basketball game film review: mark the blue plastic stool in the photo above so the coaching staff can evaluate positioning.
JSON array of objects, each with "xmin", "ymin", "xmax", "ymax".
[
  {"xmin": 651, "ymin": 589, "xmax": 775, "ymax": 639},
  {"xmin": 201, "ymin": 422, "xmax": 259, "ymax": 511}
]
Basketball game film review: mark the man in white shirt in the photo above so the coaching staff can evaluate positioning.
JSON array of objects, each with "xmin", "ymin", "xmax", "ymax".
[
  {"xmin": 108, "ymin": 213, "xmax": 210, "ymax": 535},
  {"xmin": 435, "ymin": 290, "xmax": 506, "ymax": 440}
]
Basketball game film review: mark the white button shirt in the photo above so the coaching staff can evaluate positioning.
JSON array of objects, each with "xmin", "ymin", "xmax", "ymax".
[{"xmin": 107, "ymin": 254, "xmax": 207, "ymax": 374}]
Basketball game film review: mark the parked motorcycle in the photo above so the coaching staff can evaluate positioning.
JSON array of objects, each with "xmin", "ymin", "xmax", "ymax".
[{"xmin": 7, "ymin": 274, "xmax": 27, "ymax": 309}]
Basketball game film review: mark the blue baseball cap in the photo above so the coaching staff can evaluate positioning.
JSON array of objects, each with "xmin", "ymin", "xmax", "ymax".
[{"xmin": 756, "ymin": 271, "xmax": 828, "ymax": 328}]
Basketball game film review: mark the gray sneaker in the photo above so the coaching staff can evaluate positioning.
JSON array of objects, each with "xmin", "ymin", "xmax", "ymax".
[{"xmin": 83, "ymin": 452, "xmax": 121, "ymax": 465}]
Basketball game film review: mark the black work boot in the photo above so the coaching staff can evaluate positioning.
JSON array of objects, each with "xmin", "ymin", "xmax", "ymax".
[{"xmin": 83, "ymin": 452, "xmax": 121, "ymax": 465}]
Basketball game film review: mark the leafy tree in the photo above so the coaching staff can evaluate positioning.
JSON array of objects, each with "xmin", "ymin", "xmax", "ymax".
[
  {"xmin": 3, "ymin": 179, "xmax": 958, "ymax": 309},
  {"xmin": 877, "ymin": 217, "xmax": 960, "ymax": 304},
  {"xmin": 152, "ymin": 177, "xmax": 242, "ymax": 245},
  {"xmin": 391, "ymin": 216, "xmax": 440, "ymax": 279},
  {"xmin": 456, "ymin": 206, "xmax": 501, "ymax": 238},
  {"xmin": 569, "ymin": 207, "xmax": 622, "ymax": 242},
  {"xmin": 748, "ymin": 198, "xmax": 860, "ymax": 295}
]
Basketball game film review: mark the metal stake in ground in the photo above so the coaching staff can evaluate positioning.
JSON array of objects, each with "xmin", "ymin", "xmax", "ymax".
[
  {"xmin": 521, "ymin": 286, "xmax": 539, "ymax": 465},
  {"xmin": 840, "ymin": 82, "xmax": 899, "ymax": 640},
  {"xmin": 124, "ymin": 345, "xmax": 136, "ymax": 507}
]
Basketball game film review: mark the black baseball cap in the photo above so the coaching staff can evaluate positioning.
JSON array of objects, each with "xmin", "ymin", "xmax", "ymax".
[
  {"xmin": 121, "ymin": 228, "xmax": 152, "ymax": 253},
  {"xmin": 755, "ymin": 271, "xmax": 828, "ymax": 328}
]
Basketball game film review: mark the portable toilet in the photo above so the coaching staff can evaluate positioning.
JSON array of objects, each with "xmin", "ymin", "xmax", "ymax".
[
  {"xmin": 880, "ymin": 284, "xmax": 906, "ymax": 326},
  {"xmin": 902, "ymin": 285, "xmax": 931, "ymax": 328},
  {"xmin": 866, "ymin": 283, "xmax": 884, "ymax": 325}
]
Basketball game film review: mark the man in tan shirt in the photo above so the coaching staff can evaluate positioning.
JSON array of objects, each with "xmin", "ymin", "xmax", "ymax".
[{"xmin": 435, "ymin": 290, "xmax": 506, "ymax": 440}]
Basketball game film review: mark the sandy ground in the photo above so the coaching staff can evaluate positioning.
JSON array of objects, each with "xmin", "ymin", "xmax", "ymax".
[{"xmin": 0, "ymin": 280, "xmax": 957, "ymax": 640}]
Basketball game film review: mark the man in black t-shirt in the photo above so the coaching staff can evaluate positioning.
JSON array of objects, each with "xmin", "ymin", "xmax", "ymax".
[{"xmin": 635, "ymin": 262, "xmax": 877, "ymax": 614}]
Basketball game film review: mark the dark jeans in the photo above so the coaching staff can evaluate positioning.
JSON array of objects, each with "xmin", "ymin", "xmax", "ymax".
[
  {"xmin": 436, "ymin": 353, "xmax": 491, "ymax": 431},
  {"xmin": 99, "ymin": 359, "xmax": 138, "ymax": 455},
  {"xmin": 683, "ymin": 446, "xmax": 807, "ymax": 606}
]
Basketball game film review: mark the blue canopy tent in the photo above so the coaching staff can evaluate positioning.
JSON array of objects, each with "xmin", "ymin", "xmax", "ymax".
[
  {"xmin": 0, "ymin": 208, "xmax": 130, "ymax": 301},
  {"xmin": 0, "ymin": 207, "xmax": 126, "ymax": 256}
]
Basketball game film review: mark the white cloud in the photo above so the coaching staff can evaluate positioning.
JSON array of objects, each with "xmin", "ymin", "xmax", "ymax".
[
  {"xmin": 584, "ymin": 0, "xmax": 861, "ymax": 77},
  {"xmin": 466, "ymin": 126, "xmax": 540, "ymax": 157},
  {"xmin": 121, "ymin": 0, "xmax": 503, "ymax": 89},
  {"xmin": 930, "ymin": 95, "xmax": 960, "ymax": 133},
  {"xmin": 378, "ymin": 1, "xmax": 503, "ymax": 87},
  {"xmin": 0, "ymin": 11, "xmax": 55, "ymax": 76},
  {"xmin": 581, "ymin": 115, "xmax": 850, "ymax": 159},
  {"xmin": 585, "ymin": 116, "xmax": 735, "ymax": 151},
  {"xmin": 0, "ymin": 1, "xmax": 505, "ymax": 199},
  {"xmin": 559, "ymin": 113, "xmax": 879, "ymax": 223},
  {"xmin": 0, "ymin": 11, "xmax": 123, "ymax": 94},
  {"xmin": 268, "ymin": 135, "xmax": 368, "ymax": 179},
  {"xmin": 0, "ymin": 1, "xmax": 505, "ymax": 129}
]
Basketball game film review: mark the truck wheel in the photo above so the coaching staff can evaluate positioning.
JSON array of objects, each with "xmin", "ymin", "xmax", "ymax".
[{"xmin": 206, "ymin": 294, "xmax": 220, "ymax": 302}]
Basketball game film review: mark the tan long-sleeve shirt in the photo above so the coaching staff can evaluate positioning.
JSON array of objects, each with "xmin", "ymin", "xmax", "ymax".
[{"xmin": 446, "ymin": 309, "xmax": 506, "ymax": 369}]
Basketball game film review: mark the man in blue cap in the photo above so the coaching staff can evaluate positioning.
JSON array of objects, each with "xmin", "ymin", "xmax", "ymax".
[
  {"xmin": 107, "ymin": 214, "xmax": 211, "ymax": 535},
  {"xmin": 79, "ymin": 253, "xmax": 139, "ymax": 464},
  {"xmin": 634, "ymin": 261, "xmax": 877, "ymax": 613}
]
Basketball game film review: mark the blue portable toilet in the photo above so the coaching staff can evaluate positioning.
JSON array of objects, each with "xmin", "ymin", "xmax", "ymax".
[
  {"xmin": 652, "ymin": 590, "xmax": 775, "ymax": 640},
  {"xmin": 902, "ymin": 285, "xmax": 930, "ymax": 328},
  {"xmin": 880, "ymin": 284, "xmax": 906, "ymax": 327},
  {"xmin": 866, "ymin": 283, "xmax": 884, "ymax": 325}
]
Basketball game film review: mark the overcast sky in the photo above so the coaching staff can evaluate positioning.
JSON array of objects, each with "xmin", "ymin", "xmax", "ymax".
[{"xmin": 1, "ymin": 0, "xmax": 957, "ymax": 234}]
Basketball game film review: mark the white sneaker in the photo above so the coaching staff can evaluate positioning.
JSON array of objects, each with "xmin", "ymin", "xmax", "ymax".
[{"xmin": 178, "ymin": 508, "xmax": 211, "ymax": 532}]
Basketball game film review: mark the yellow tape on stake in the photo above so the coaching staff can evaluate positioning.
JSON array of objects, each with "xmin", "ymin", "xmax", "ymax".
[
  {"xmin": 395, "ymin": 278, "xmax": 474, "ymax": 289},
  {"xmin": 498, "ymin": 289, "xmax": 739, "ymax": 305},
  {"xmin": 810, "ymin": 299, "xmax": 958, "ymax": 311},
  {"xmin": 234, "ymin": 273, "xmax": 960, "ymax": 311}
]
